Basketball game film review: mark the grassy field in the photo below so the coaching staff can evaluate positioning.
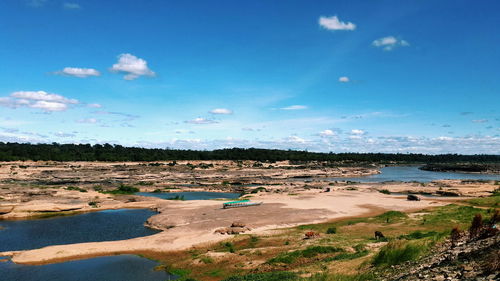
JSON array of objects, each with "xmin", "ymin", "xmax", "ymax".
[{"xmin": 140, "ymin": 199, "xmax": 498, "ymax": 281}]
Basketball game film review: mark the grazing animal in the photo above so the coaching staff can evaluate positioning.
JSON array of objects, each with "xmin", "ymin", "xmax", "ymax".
[
  {"xmin": 305, "ymin": 231, "xmax": 319, "ymax": 239},
  {"xmin": 374, "ymin": 231, "xmax": 385, "ymax": 240}
]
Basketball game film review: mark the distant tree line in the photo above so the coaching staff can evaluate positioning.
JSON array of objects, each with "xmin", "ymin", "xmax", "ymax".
[{"xmin": 0, "ymin": 142, "xmax": 499, "ymax": 163}]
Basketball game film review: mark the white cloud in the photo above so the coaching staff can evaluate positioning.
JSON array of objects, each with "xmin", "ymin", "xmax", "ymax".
[
  {"xmin": 338, "ymin": 76, "xmax": 350, "ymax": 83},
  {"xmin": 372, "ymin": 36, "xmax": 410, "ymax": 51},
  {"xmin": 351, "ymin": 129, "xmax": 365, "ymax": 135},
  {"xmin": 472, "ymin": 119, "xmax": 488, "ymax": 123},
  {"xmin": 209, "ymin": 108, "xmax": 233, "ymax": 115},
  {"xmin": 281, "ymin": 105, "xmax": 308, "ymax": 110},
  {"xmin": 184, "ymin": 118, "xmax": 218, "ymax": 124},
  {"xmin": 63, "ymin": 3, "xmax": 81, "ymax": 9},
  {"xmin": 319, "ymin": 129, "xmax": 335, "ymax": 137},
  {"xmin": 286, "ymin": 135, "xmax": 307, "ymax": 144},
  {"xmin": 77, "ymin": 118, "xmax": 99, "ymax": 124},
  {"xmin": 11, "ymin": 91, "xmax": 78, "ymax": 104},
  {"xmin": 0, "ymin": 91, "xmax": 79, "ymax": 112},
  {"xmin": 54, "ymin": 131, "xmax": 76, "ymax": 138},
  {"xmin": 319, "ymin": 16, "xmax": 356, "ymax": 31},
  {"xmin": 87, "ymin": 103, "xmax": 102, "ymax": 108},
  {"xmin": 56, "ymin": 67, "xmax": 99, "ymax": 78},
  {"xmin": 110, "ymin": 53, "xmax": 155, "ymax": 80},
  {"xmin": 31, "ymin": 101, "xmax": 68, "ymax": 112}
]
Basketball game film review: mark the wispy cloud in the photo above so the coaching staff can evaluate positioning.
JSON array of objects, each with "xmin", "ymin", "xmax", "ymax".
[
  {"xmin": 184, "ymin": 118, "xmax": 218, "ymax": 124},
  {"xmin": 76, "ymin": 118, "xmax": 99, "ymax": 124},
  {"xmin": 93, "ymin": 110, "xmax": 140, "ymax": 121},
  {"xmin": 472, "ymin": 119, "xmax": 488, "ymax": 123},
  {"xmin": 338, "ymin": 76, "xmax": 350, "ymax": 83},
  {"xmin": 319, "ymin": 16, "xmax": 356, "ymax": 31},
  {"xmin": 27, "ymin": 0, "xmax": 47, "ymax": 8},
  {"xmin": 63, "ymin": 2, "xmax": 81, "ymax": 9},
  {"xmin": 110, "ymin": 53, "xmax": 155, "ymax": 80},
  {"xmin": 372, "ymin": 36, "xmax": 410, "ymax": 51},
  {"xmin": 55, "ymin": 67, "xmax": 100, "ymax": 78},
  {"xmin": 209, "ymin": 108, "xmax": 233, "ymax": 115},
  {"xmin": 319, "ymin": 129, "xmax": 335, "ymax": 137},
  {"xmin": 280, "ymin": 105, "xmax": 308, "ymax": 110}
]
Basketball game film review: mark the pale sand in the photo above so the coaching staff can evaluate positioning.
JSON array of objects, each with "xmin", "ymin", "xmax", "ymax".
[{"xmin": 2, "ymin": 190, "xmax": 444, "ymax": 265}]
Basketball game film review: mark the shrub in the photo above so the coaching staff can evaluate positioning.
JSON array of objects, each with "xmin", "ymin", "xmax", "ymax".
[
  {"xmin": 107, "ymin": 184, "xmax": 139, "ymax": 194},
  {"xmin": 372, "ymin": 240, "xmax": 426, "ymax": 266},
  {"xmin": 378, "ymin": 189, "xmax": 391, "ymax": 195},
  {"xmin": 326, "ymin": 227, "xmax": 337, "ymax": 234},
  {"xmin": 469, "ymin": 213, "xmax": 483, "ymax": 239},
  {"xmin": 88, "ymin": 201, "xmax": 99, "ymax": 208},
  {"xmin": 450, "ymin": 227, "xmax": 462, "ymax": 247}
]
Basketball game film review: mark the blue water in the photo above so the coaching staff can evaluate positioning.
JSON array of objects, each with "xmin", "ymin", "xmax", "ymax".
[
  {"xmin": 0, "ymin": 209, "xmax": 172, "ymax": 280},
  {"xmin": 327, "ymin": 166, "xmax": 500, "ymax": 183},
  {"xmin": 0, "ymin": 255, "xmax": 174, "ymax": 281},
  {"xmin": 137, "ymin": 191, "xmax": 241, "ymax": 200},
  {"xmin": 0, "ymin": 209, "xmax": 159, "ymax": 252}
]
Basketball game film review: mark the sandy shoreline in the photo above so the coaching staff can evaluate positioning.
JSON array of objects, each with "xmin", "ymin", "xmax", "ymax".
[{"xmin": 2, "ymin": 190, "xmax": 447, "ymax": 265}]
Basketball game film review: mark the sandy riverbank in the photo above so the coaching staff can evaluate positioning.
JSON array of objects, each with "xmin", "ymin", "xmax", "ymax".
[{"xmin": 2, "ymin": 189, "xmax": 446, "ymax": 265}]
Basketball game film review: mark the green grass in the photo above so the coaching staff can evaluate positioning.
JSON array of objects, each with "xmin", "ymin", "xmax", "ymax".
[
  {"xmin": 222, "ymin": 271, "xmax": 298, "ymax": 281},
  {"xmin": 371, "ymin": 240, "xmax": 428, "ymax": 267},
  {"xmin": 323, "ymin": 244, "xmax": 369, "ymax": 262},
  {"xmin": 421, "ymin": 204, "xmax": 490, "ymax": 228},
  {"xmin": 268, "ymin": 246, "xmax": 344, "ymax": 264},
  {"xmin": 106, "ymin": 184, "xmax": 139, "ymax": 194},
  {"xmin": 466, "ymin": 195, "xmax": 500, "ymax": 208},
  {"xmin": 66, "ymin": 186, "xmax": 87, "ymax": 192},
  {"xmin": 398, "ymin": 230, "xmax": 446, "ymax": 240},
  {"xmin": 305, "ymin": 273, "xmax": 376, "ymax": 281}
]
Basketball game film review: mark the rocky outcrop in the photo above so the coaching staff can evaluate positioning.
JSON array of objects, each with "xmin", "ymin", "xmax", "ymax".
[
  {"xmin": 215, "ymin": 222, "xmax": 252, "ymax": 235},
  {"xmin": 383, "ymin": 233, "xmax": 500, "ymax": 281}
]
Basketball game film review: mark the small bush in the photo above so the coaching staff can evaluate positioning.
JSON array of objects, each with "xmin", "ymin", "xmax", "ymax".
[
  {"xmin": 107, "ymin": 184, "xmax": 139, "ymax": 194},
  {"xmin": 326, "ymin": 227, "xmax": 337, "ymax": 234},
  {"xmin": 372, "ymin": 240, "xmax": 426, "ymax": 267},
  {"xmin": 378, "ymin": 189, "xmax": 391, "ymax": 195},
  {"xmin": 199, "ymin": 256, "xmax": 213, "ymax": 264},
  {"xmin": 469, "ymin": 213, "xmax": 483, "ymax": 239}
]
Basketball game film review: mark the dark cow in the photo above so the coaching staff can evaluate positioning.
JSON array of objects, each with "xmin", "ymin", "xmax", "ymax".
[{"xmin": 374, "ymin": 231, "xmax": 385, "ymax": 240}]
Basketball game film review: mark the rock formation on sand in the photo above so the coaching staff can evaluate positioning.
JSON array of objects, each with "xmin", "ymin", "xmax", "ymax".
[{"xmin": 215, "ymin": 222, "xmax": 251, "ymax": 234}]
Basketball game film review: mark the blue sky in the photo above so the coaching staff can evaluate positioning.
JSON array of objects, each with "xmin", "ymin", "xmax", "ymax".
[{"xmin": 1, "ymin": 0, "xmax": 499, "ymax": 153}]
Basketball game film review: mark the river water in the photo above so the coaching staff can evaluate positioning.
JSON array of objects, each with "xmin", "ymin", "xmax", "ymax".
[
  {"xmin": 0, "ymin": 209, "xmax": 175, "ymax": 280},
  {"xmin": 326, "ymin": 166, "xmax": 500, "ymax": 183},
  {"xmin": 0, "ymin": 192, "xmax": 243, "ymax": 280}
]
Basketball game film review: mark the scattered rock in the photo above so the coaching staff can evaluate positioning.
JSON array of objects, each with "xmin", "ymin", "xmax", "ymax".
[{"xmin": 215, "ymin": 223, "xmax": 251, "ymax": 235}]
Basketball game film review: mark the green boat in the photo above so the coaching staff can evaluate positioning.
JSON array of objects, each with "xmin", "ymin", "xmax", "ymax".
[{"xmin": 223, "ymin": 199, "xmax": 263, "ymax": 209}]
